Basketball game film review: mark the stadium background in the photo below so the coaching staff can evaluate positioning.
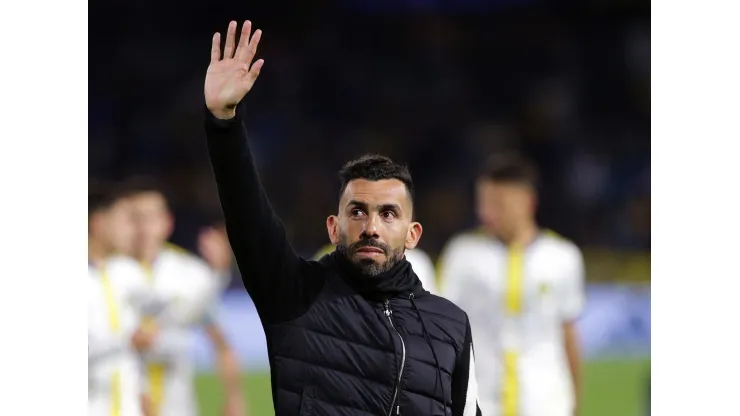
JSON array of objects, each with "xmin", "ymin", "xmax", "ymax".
[{"xmin": 90, "ymin": 0, "xmax": 650, "ymax": 415}]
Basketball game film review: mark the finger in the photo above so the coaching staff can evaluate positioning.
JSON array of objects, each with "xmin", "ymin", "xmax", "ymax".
[
  {"xmin": 244, "ymin": 29, "xmax": 263, "ymax": 65},
  {"xmin": 210, "ymin": 32, "xmax": 221, "ymax": 63},
  {"xmin": 248, "ymin": 58, "xmax": 264, "ymax": 80},
  {"xmin": 223, "ymin": 21, "xmax": 238, "ymax": 59},
  {"xmin": 234, "ymin": 20, "xmax": 252, "ymax": 62}
]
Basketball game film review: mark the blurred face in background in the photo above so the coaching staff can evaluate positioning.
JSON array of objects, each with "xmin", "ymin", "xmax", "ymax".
[
  {"xmin": 90, "ymin": 198, "xmax": 136, "ymax": 256},
  {"xmin": 475, "ymin": 179, "xmax": 537, "ymax": 242},
  {"xmin": 327, "ymin": 179, "xmax": 422, "ymax": 276},
  {"xmin": 129, "ymin": 191, "xmax": 174, "ymax": 259}
]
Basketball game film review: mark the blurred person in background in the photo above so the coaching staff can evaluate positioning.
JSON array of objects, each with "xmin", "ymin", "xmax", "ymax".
[
  {"xmin": 88, "ymin": 185, "xmax": 159, "ymax": 416},
  {"xmin": 312, "ymin": 244, "xmax": 439, "ymax": 294},
  {"xmin": 204, "ymin": 21, "xmax": 481, "ymax": 415},
  {"xmin": 119, "ymin": 178, "xmax": 248, "ymax": 416},
  {"xmin": 439, "ymin": 153, "xmax": 585, "ymax": 416},
  {"xmin": 197, "ymin": 221, "xmax": 234, "ymax": 292}
]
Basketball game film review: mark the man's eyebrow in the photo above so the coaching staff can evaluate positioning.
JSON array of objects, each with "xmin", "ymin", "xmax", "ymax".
[
  {"xmin": 346, "ymin": 200, "xmax": 368, "ymax": 210},
  {"xmin": 379, "ymin": 203, "xmax": 401, "ymax": 212},
  {"xmin": 347, "ymin": 200, "xmax": 403, "ymax": 213}
]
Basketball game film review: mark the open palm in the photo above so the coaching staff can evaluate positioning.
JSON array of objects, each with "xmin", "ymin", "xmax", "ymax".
[{"xmin": 205, "ymin": 20, "xmax": 264, "ymax": 120}]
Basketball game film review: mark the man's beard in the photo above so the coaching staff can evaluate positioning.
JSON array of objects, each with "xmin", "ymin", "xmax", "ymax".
[{"xmin": 337, "ymin": 236, "xmax": 405, "ymax": 276}]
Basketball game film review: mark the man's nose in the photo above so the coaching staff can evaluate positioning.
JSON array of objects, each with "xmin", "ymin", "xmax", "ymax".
[{"xmin": 362, "ymin": 213, "xmax": 379, "ymax": 237}]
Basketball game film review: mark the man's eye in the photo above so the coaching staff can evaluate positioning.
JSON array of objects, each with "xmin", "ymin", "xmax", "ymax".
[
  {"xmin": 351, "ymin": 209, "xmax": 365, "ymax": 216},
  {"xmin": 381, "ymin": 211, "xmax": 396, "ymax": 219}
]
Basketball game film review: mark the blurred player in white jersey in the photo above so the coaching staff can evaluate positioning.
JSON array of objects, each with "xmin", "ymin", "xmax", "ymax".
[
  {"xmin": 88, "ymin": 185, "xmax": 159, "ymax": 416},
  {"xmin": 312, "ymin": 243, "xmax": 439, "ymax": 294},
  {"xmin": 439, "ymin": 153, "xmax": 585, "ymax": 416},
  {"xmin": 120, "ymin": 179, "xmax": 247, "ymax": 416}
]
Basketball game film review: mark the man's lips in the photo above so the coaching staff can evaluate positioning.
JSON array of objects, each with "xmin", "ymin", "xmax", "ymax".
[{"xmin": 356, "ymin": 247, "xmax": 384, "ymax": 254}]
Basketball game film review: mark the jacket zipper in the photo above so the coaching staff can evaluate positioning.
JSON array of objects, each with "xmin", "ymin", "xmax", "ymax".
[{"xmin": 384, "ymin": 299, "xmax": 406, "ymax": 416}]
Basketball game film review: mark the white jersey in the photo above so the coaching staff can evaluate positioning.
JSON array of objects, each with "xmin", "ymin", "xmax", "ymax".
[
  {"xmin": 404, "ymin": 248, "xmax": 439, "ymax": 295},
  {"xmin": 140, "ymin": 244, "xmax": 221, "ymax": 416},
  {"xmin": 439, "ymin": 229, "xmax": 585, "ymax": 416},
  {"xmin": 88, "ymin": 256, "xmax": 152, "ymax": 416},
  {"xmin": 313, "ymin": 244, "xmax": 439, "ymax": 294}
]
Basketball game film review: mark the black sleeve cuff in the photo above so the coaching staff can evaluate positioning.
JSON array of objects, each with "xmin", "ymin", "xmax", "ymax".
[{"xmin": 204, "ymin": 106, "xmax": 241, "ymax": 131}]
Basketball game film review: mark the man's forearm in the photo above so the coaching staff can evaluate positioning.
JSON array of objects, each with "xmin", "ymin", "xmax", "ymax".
[
  {"xmin": 563, "ymin": 322, "xmax": 582, "ymax": 413},
  {"xmin": 140, "ymin": 393, "xmax": 154, "ymax": 416},
  {"xmin": 216, "ymin": 347, "xmax": 243, "ymax": 395},
  {"xmin": 206, "ymin": 324, "xmax": 243, "ymax": 395},
  {"xmin": 204, "ymin": 106, "xmax": 299, "ymax": 295}
]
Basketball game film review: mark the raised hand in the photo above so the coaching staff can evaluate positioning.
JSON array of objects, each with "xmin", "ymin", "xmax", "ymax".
[{"xmin": 205, "ymin": 20, "xmax": 264, "ymax": 120}]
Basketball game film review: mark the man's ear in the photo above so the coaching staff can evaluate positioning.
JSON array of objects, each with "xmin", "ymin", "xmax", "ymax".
[
  {"xmin": 529, "ymin": 191, "xmax": 539, "ymax": 217},
  {"xmin": 326, "ymin": 215, "xmax": 340, "ymax": 245},
  {"xmin": 164, "ymin": 211, "xmax": 175, "ymax": 240},
  {"xmin": 89, "ymin": 212, "xmax": 104, "ymax": 236},
  {"xmin": 405, "ymin": 222, "xmax": 423, "ymax": 250}
]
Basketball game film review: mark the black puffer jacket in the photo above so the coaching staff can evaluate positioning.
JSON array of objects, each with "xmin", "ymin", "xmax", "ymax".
[{"xmin": 205, "ymin": 107, "xmax": 482, "ymax": 416}]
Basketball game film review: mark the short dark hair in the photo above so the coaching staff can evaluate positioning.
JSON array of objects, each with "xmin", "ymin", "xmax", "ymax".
[
  {"xmin": 116, "ymin": 175, "xmax": 171, "ymax": 205},
  {"xmin": 338, "ymin": 154, "xmax": 415, "ymax": 203},
  {"xmin": 88, "ymin": 181, "xmax": 125, "ymax": 217},
  {"xmin": 203, "ymin": 210, "xmax": 226, "ymax": 229},
  {"xmin": 479, "ymin": 152, "xmax": 539, "ymax": 189}
]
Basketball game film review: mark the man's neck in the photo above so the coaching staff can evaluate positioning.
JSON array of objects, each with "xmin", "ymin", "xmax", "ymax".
[
  {"xmin": 136, "ymin": 247, "xmax": 161, "ymax": 267},
  {"xmin": 88, "ymin": 239, "xmax": 108, "ymax": 268},
  {"xmin": 501, "ymin": 222, "xmax": 540, "ymax": 248}
]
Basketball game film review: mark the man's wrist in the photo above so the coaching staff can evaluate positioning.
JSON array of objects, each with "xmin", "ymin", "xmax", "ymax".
[{"xmin": 209, "ymin": 107, "xmax": 236, "ymax": 120}]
